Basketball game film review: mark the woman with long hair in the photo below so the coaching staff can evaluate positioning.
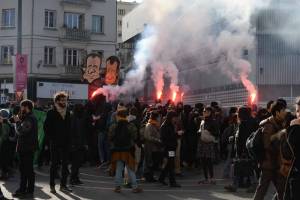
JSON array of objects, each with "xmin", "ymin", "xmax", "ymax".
[{"xmin": 197, "ymin": 106, "xmax": 218, "ymax": 184}]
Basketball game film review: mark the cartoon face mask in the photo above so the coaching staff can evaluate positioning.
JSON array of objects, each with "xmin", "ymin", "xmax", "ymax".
[
  {"xmin": 83, "ymin": 56, "xmax": 101, "ymax": 83},
  {"xmin": 105, "ymin": 60, "xmax": 119, "ymax": 85}
]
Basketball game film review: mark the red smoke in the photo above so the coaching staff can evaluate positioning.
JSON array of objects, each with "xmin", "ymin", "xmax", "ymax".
[{"xmin": 241, "ymin": 73, "xmax": 257, "ymax": 105}]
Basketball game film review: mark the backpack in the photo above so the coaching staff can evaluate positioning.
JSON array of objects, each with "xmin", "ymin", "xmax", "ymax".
[
  {"xmin": 112, "ymin": 121, "xmax": 132, "ymax": 151},
  {"xmin": 246, "ymin": 127, "xmax": 265, "ymax": 161}
]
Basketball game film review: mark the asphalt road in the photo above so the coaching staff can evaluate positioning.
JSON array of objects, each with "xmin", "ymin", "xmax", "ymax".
[{"xmin": 1, "ymin": 164, "xmax": 274, "ymax": 200}]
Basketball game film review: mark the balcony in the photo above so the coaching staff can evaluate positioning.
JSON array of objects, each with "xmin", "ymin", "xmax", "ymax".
[
  {"xmin": 64, "ymin": 65, "xmax": 82, "ymax": 76},
  {"xmin": 61, "ymin": 0, "xmax": 91, "ymax": 7},
  {"xmin": 61, "ymin": 27, "xmax": 91, "ymax": 41}
]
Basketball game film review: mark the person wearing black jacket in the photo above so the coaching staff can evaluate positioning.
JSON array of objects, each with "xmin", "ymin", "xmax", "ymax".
[
  {"xmin": 70, "ymin": 104, "xmax": 87, "ymax": 185},
  {"xmin": 284, "ymin": 100, "xmax": 300, "ymax": 200},
  {"xmin": 159, "ymin": 111, "xmax": 181, "ymax": 187},
  {"xmin": 12, "ymin": 100, "xmax": 38, "ymax": 199},
  {"xmin": 225, "ymin": 106, "xmax": 258, "ymax": 192},
  {"xmin": 44, "ymin": 92, "xmax": 72, "ymax": 194}
]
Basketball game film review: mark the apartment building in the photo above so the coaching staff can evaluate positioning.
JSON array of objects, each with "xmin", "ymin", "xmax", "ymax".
[{"xmin": 0, "ymin": 0, "xmax": 117, "ymax": 101}]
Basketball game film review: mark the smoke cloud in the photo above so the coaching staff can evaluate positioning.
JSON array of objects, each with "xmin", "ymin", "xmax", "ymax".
[{"xmin": 95, "ymin": 0, "xmax": 272, "ymax": 102}]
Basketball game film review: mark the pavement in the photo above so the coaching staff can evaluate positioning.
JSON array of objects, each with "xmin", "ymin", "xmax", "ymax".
[{"xmin": 0, "ymin": 164, "xmax": 274, "ymax": 200}]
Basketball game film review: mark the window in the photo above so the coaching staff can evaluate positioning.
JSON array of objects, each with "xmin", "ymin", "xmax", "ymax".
[
  {"xmin": 64, "ymin": 12, "xmax": 84, "ymax": 29},
  {"xmin": 44, "ymin": 47, "xmax": 56, "ymax": 65},
  {"xmin": 64, "ymin": 48, "xmax": 83, "ymax": 66},
  {"xmin": 118, "ymin": 32, "xmax": 122, "ymax": 37},
  {"xmin": 45, "ymin": 10, "xmax": 56, "ymax": 28},
  {"xmin": 118, "ymin": 20, "xmax": 122, "ymax": 26},
  {"xmin": 118, "ymin": 9, "xmax": 125, "ymax": 16},
  {"xmin": 1, "ymin": 46, "xmax": 14, "ymax": 64},
  {"xmin": 1, "ymin": 9, "xmax": 15, "ymax": 27},
  {"xmin": 92, "ymin": 15, "xmax": 104, "ymax": 33}
]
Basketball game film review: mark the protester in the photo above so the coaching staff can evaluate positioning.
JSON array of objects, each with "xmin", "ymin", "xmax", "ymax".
[
  {"xmin": 70, "ymin": 104, "xmax": 88, "ymax": 185},
  {"xmin": 253, "ymin": 100, "xmax": 287, "ymax": 200},
  {"xmin": 13, "ymin": 100, "xmax": 38, "ymax": 199},
  {"xmin": 159, "ymin": 111, "xmax": 181, "ymax": 187},
  {"xmin": 225, "ymin": 106, "xmax": 258, "ymax": 192},
  {"xmin": 44, "ymin": 92, "xmax": 72, "ymax": 193},
  {"xmin": 0, "ymin": 109, "xmax": 11, "ymax": 180},
  {"xmin": 197, "ymin": 106, "xmax": 218, "ymax": 185},
  {"xmin": 108, "ymin": 108, "xmax": 143, "ymax": 193},
  {"xmin": 284, "ymin": 99, "xmax": 300, "ymax": 200},
  {"xmin": 144, "ymin": 111, "xmax": 162, "ymax": 182}
]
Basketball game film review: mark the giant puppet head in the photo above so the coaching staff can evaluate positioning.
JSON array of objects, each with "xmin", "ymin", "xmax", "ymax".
[
  {"xmin": 105, "ymin": 56, "xmax": 120, "ymax": 85},
  {"xmin": 82, "ymin": 53, "xmax": 102, "ymax": 84}
]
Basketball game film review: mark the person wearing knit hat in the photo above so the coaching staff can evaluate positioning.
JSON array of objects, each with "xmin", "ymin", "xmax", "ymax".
[{"xmin": 108, "ymin": 108, "xmax": 143, "ymax": 193}]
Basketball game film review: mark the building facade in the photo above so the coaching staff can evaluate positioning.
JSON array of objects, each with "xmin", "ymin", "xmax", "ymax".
[
  {"xmin": 0, "ymin": 0, "xmax": 117, "ymax": 101},
  {"xmin": 116, "ymin": 0, "xmax": 138, "ymax": 74},
  {"xmin": 122, "ymin": 2, "xmax": 300, "ymax": 107}
]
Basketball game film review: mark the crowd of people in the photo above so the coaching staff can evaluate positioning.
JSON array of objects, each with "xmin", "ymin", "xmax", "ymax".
[{"xmin": 0, "ymin": 91, "xmax": 299, "ymax": 200}]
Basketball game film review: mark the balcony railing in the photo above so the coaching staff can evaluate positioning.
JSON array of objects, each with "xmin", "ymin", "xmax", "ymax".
[
  {"xmin": 64, "ymin": 65, "xmax": 82, "ymax": 75},
  {"xmin": 62, "ymin": 28, "xmax": 91, "ymax": 41}
]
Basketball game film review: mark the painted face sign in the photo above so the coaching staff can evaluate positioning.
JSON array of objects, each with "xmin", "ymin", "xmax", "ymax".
[
  {"xmin": 105, "ymin": 56, "xmax": 120, "ymax": 85},
  {"xmin": 82, "ymin": 53, "xmax": 102, "ymax": 84}
]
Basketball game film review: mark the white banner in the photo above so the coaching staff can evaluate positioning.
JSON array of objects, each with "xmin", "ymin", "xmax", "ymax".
[{"xmin": 36, "ymin": 82, "xmax": 88, "ymax": 100}]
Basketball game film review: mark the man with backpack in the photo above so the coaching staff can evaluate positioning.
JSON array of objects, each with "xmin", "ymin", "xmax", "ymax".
[
  {"xmin": 253, "ymin": 100, "xmax": 287, "ymax": 200},
  {"xmin": 108, "ymin": 107, "xmax": 143, "ymax": 193}
]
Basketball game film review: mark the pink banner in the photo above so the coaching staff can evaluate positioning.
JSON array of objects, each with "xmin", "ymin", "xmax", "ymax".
[{"xmin": 15, "ymin": 54, "xmax": 28, "ymax": 92}]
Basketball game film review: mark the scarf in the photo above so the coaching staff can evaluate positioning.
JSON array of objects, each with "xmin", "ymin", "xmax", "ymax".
[
  {"xmin": 148, "ymin": 119, "xmax": 160, "ymax": 128},
  {"xmin": 55, "ymin": 103, "xmax": 67, "ymax": 120}
]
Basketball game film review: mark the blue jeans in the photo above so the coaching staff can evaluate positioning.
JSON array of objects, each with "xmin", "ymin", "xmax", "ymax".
[
  {"xmin": 115, "ymin": 160, "xmax": 138, "ymax": 188},
  {"xmin": 98, "ymin": 132, "xmax": 110, "ymax": 163}
]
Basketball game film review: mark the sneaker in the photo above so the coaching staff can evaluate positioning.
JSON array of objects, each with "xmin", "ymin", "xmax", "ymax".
[
  {"xmin": 132, "ymin": 187, "xmax": 143, "ymax": 193},
  {"xmin": 170, "ymin": 183, "xmax": 181, "ymax": 188},
  {"xmin": 50, "ymin": 186, "xmax": 56, "ymax": 194},
  {"xmin": 114, "ymin": 186, "xmax": 121, "ymax": 193},
  {"xmin": 224, "ymin": 185, "xmax": 237, "ymax": 192},
  {"xmin": 60, "ymin": 186, "xmax": 72, "ymax": 193}
]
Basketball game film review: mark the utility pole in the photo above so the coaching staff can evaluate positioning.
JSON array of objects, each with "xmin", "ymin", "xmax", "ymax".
[{"xmin": 17, "ymin": 0, "xmax": 22, "ymax": 54}]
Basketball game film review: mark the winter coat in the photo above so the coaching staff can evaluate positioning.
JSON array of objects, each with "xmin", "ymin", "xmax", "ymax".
[
  {"xmin": 70, "ymin": 114, "xmax": 87, "ymax": 150},
  {"xmin": 160, "ymin": 121, "xmax": 177, "ymax": 154},
  {"xmin": 0, "ymin": 122, "xmax": 10, "ymax": 149},
  {"xmin": 235, "ymin": 118, "xmax": 258, "ymax": 158},
  {"xmin": 259, "ymin": 117, "xmax": 284, "ymax": 170},
  {"xmin": 44, "ymin": 107, "xmax": 71, "ymax": 148},
  {"xmin": 284, "ymin": 124, "xmax": 300, "ymax": 200},
  {"xmin": 16, "ymin": 112, "xmax": 38, "ymax": 153}
]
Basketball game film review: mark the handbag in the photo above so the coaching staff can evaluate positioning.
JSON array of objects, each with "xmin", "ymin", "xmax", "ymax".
[{"xmin": 199, "ymin": 121, "xmax": 215, "ymax": 143}]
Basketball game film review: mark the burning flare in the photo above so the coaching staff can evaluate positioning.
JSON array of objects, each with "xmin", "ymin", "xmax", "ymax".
[
  {"xmin": 157, "ymin": 91, "xmax": 162, "ymax": 100},
  {"xmin": 250, "ymin": 92, "xmax": 257, "ymax": 105},
  {"xmin": 172, "ymin": 92, "xmax": 177, "ymax": 102}
]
